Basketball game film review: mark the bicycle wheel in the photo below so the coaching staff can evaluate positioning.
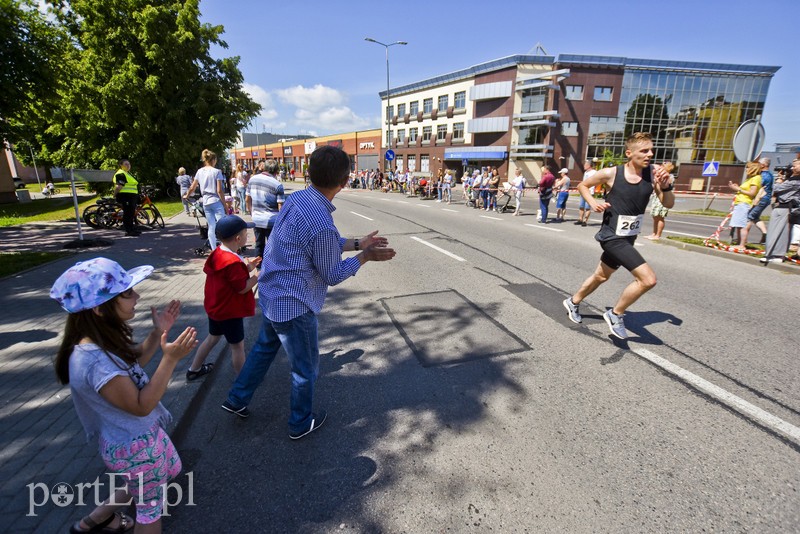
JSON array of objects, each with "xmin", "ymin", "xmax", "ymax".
[
  {"xmin": 149, "ymin": 206, "xmax": 165, "ymax": 228},
  {"xmin": 136, "ymin": 209, "xmax": 150, "ymax": 227},
  {"xmin": 100, "ymin": 205, "xmax": 123, "ymax": 228},
  {"xmin": 82, "ymin": 205, "xmax": 103, "ymax": 229}
]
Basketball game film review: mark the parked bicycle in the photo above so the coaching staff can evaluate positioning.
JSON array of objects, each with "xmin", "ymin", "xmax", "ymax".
[{"xmin": 82, "ymin": 186, "xmax": 165, "ymax": 230}]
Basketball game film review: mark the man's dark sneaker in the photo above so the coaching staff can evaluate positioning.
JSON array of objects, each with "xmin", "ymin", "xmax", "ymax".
[
  {"xmin": 581, "ymin": 222, "xmax": 588, "ymax": 227},
  {"xmin": 574, "ymin": 221, "xmax": 582, "ymax": 225},
  {"xmin": 603, "ymin": 309, "xmax": 628, "ymax": 339},
  {"xmin": 563, "ymin": 298, "xmax": 582, "ymax": 324},
  {"xmin": 221, "ymin": 400, "xmax": 250, "ymax": 418},
  {"xmin": 289, "ymin": 410, "xmax": 327, "ymax": 440}
]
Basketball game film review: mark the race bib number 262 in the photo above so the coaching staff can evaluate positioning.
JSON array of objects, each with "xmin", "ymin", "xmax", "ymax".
[{"xmin": 615, "ymin": 214, "xmax": 643, "ymax": 236}]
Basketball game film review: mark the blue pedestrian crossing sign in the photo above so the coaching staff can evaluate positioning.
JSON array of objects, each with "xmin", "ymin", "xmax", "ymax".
[
  {"xmin": 702, "ymin": 161, "xmax": 719, "ymax": 177},
  {"xmin": 385, "ymin": 149, "xmax": 395, "ymax": 161}
]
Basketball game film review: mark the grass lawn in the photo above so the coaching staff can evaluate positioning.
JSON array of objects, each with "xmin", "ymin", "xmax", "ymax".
[
  {"xmin": 667, "ymin": 236, "xmax": 765, "ymax": 251},
  {"xmin": 0, "ymin": 251, "xmax": 75, "ymax": 278},
  {"xmin": 0, "ymin": 197, "xmax": 184, "ymax": 227},
  {"xmin": 674, "ymin": 208, "xmax": 770, "ymax": 222}
]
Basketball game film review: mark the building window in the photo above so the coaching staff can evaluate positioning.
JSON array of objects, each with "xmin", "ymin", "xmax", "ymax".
[
  {"xmin": 410, "ymin": 101, "xmax": 419, "ymax": 115},
  {"xmin": 386, "ymin": 129, "xmax": 393, "ymax": 145},
  {"xmin": 396, "ymin": 156, "xmax": 403, "ymax": 172},
  {"xmin": 387, "ymin": 105, "xmax": 394, "ymax": 120},
  {"xmin": 420, "ymin": 155, "xmax": 430, "ymax": 173},
  {"xmin": 521, "ymin": 86, "xmax": 548, "ymax": 114},
  {"xmin": 453, "ymin": 122, "xmax": 464, "ymax": 139},
  {"xmin": 565, "ymin": 85, "xmax": 584, "ymax": 101},
  {"xmin": 423, "ymin": 98, "xmax": 433, "ymax": 114},
  {"xmin": 436, "ymin": 124, "xmax": 447, "ymax": 141},
  {"xmin": 407, "ymin": 155, "xmax": 416, "ymax": 172},
  {"xmin": 397, "ymin": 103, "xmax": 406, "ymax": 117},
  {"xmin": 438, "ymin": 95, "xmax": 448, "ymax": 112},
  {"xmin": 422, "ymin": 126, "xmax": 432, "ymax": 142},
  {"xmin": 409, "ymin": 127, "xmax": 418, "ymax": 142},
  {"xmin": 561, "ymin": 121, "xmax": 579, "ymax": 137},
  {"xmin": 454, "ymin": 91, "xmax": 466, "ymax": 109},
  {"xmin": 397, "ymin": 129, "xmax": 405, "ymax": 143},
  {"xmin": 594, "ymin": 86, "xmax": 613, "ymax": 102}
]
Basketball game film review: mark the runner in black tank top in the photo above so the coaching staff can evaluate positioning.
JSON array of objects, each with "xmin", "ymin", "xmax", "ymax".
[{"xmin": 561, "ymin": 133, "xmax": 675, "ymax": 339}]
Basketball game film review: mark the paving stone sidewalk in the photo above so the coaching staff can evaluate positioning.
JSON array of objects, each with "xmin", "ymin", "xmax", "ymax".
[{"xmin": 0, "ymin": 212, "xmax": 230, "ymax": 532}]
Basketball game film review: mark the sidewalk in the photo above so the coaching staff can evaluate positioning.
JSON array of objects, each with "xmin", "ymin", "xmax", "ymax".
[{"xmin": 0, "ymin": 212, "xmax": 227, "ymax": 532}]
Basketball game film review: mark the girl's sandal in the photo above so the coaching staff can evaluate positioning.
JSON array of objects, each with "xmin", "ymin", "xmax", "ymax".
[{"xmin": 70, "ymin": 511, "xmax": 133, "ymax": 533}]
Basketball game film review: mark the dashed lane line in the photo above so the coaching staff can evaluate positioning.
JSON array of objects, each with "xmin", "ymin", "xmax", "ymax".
[
  {"xmin": 350, "ymin": 211, "xmax": 374, "ymax": 221},
  {"xmin": 410, "ymin": 236, "xmax": 466, "ymax": 262},
  {"xmin": 480, "ymin": 215, "xmax": 502, "ymax": 221},
  {"xmin": 524, "ymin": 223, "xmax": 565, "ymax": 233},
  {"xmin": 632, "ymin": 347, "xmax": 800, "ymax": 445},
  {"xmin": 442, "ymin": 209, "xmax": 459, "ymax": 213}
]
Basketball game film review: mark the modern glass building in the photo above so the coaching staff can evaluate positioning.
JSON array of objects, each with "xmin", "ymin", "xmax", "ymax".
[
  {"xmin": 557, "ymin": 56, "xmax": 778, "ymax": 167},
  {"xmin": 375, "ymin": 54, "xmax": 779, "ymax": 190}
]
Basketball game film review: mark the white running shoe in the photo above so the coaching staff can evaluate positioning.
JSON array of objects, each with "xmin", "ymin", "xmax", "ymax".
[
  {"xmin": 563, "ymin": 298, "xmax": 582, "ymax": 324},
  {"xmin": 603, "ymin": 309, "xmax": 628, "ymax": 339}
]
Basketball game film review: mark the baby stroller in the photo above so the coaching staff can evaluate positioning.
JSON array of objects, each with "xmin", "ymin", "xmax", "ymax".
[
  {"xmin": 497, "ymin": 183, "xmax": 516, "ymax": 213},
  {"xmin": 189, "ymin": 199, "xmax": 212, "ymax": 257}
]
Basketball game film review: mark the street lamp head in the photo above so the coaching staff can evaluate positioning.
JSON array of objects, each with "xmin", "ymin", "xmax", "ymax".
[
  {"xmin": 396, "ymin": 41, "xmax": 408, "ymax": 45},
  {"xmin": 364, "ymin": 37, "xmax": 377, "ymax": 43}
]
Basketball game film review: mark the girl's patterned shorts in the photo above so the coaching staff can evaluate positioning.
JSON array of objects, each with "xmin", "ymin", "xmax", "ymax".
[{"xmin": 100, "ymin": 425, "xmax": 182, "ymax": 524}]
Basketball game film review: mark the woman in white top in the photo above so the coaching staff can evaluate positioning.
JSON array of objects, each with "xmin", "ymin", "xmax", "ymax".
[
  {"xmin": 233, "ymin": 164, "xmax": 248, "ymax": 214},
  {"xmin": 185, "ymin": 149, "xmax": 229, "ymax": 249}
]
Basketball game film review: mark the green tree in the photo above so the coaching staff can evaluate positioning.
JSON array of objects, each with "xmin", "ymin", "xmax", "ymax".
[
  {"xmin": 0, "ymin": 0, "xmax": 67, "ymax": 146},
  {"xmin": 623, "ymin": 93, "xmax": 673, "ymax": 161},
  {"xmin": 40, "ymin": 0, "xmax": 259, "ymax": 184}
]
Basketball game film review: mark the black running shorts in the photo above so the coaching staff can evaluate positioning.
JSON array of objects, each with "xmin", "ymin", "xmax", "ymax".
[{"xmin": 599, "ymin": 237, "xmax": 646, "ymax": 272}]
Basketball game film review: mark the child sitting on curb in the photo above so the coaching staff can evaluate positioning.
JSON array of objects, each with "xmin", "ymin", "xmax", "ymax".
[{"xmin": 186, "ymin": 215, "xmax": 261, "ymax": 381}]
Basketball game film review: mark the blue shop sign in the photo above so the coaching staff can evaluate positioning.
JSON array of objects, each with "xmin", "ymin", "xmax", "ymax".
[{"xmin": 444, "ymin": 151, "xmax": 506, "ymax": 160}]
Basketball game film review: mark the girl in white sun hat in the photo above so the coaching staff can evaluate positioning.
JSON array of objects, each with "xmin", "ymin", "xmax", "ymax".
[{"xmin": 51, "ymin": 257, "xmax": 198, "ymax": 533}]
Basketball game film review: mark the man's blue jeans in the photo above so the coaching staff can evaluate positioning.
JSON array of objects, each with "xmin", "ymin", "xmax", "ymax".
[{"xmin": 227, "ymin": 311, "xmax": 319, "ymax": 433}]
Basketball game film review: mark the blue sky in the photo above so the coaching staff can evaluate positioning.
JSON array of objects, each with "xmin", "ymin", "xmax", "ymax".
[{"xmin": 200, "ymin": 0, "xmax": 798, "ymax": 149}]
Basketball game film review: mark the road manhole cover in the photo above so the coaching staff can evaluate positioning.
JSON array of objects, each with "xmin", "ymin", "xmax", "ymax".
[{"xmin": 380, "ymin": 289, "xmax": 530, "ymax": 367}]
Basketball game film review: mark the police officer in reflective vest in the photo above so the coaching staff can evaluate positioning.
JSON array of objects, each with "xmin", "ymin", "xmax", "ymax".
[{"xmin": 114, "ymin": 159, "xmax": 140, "ymax": 236}]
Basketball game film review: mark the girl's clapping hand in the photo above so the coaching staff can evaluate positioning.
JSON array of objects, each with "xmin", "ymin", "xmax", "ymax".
[
  {"xmin": 161, "ymin": 327, "xmax": 198, "ymax": 360},
  {"xmin": 151, "ymin": 300, "xmax": 182, "ymax": 333}
]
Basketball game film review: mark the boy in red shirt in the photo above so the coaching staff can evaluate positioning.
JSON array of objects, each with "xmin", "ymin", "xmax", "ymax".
[{"xmin": 187, "ymin": 215, "xmax": 261, "ymax": 380}]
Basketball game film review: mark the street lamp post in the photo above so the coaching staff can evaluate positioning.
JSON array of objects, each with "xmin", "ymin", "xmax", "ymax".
[{"xmin": 364, "ymin": 37, "xmax": 407, "ymax": 173}]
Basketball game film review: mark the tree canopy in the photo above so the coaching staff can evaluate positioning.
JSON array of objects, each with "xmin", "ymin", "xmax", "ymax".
[{"xmin": 5, "ymin": 0, "xmax": 259, "ymax": 184}]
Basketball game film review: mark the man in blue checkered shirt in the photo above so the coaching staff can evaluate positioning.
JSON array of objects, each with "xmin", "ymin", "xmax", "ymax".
[{"xmin": 223, "ymin": 146, "xmax": 396, "ymax": 439}]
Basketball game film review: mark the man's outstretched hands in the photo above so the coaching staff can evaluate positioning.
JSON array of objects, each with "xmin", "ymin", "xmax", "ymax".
[{"xmin": 359, "ymin": 230, "xmax": 396, "ymax": 263}]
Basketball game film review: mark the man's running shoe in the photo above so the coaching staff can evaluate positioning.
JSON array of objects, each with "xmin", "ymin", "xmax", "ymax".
[
  {"xmin": 563, "ymin": 298, "xmax": 582, "ymax": 324},
  {"xmin": 603, "ymin": 309, "xmax": 628, "ymax": 339}
]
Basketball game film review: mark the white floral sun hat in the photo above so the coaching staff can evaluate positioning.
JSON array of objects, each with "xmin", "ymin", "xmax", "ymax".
[{"xmin": 50, "ymin": 257, "xmax": 154, "ymax": 313}]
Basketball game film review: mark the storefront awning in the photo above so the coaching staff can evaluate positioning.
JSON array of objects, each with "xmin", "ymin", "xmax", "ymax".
[{"xmin": 444, "ymin": 150, "xmax": 507, "ymax": 161}]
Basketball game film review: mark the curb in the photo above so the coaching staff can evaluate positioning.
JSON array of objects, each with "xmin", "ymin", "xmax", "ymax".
[{"xmin": 656, "ymin": 237, "xmax": 799, "ymax": 274}]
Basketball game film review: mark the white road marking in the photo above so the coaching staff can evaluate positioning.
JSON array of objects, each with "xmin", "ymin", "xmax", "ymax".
[
  {"xmin": 635, "ymin": 243, "xmax": 645, "ymax": 247},
  {"xmin": 417, "ymin": 204, "xmax": 431, "ymax": 208},
  {"xmin": 410, "ymin": 236, "xmax": 466, "ymax": 262},
  {"xmin": 480, "ymin": 215, "xmax": 502, "ymax": 221},
  {"xmin": 632, "ymin": 347, "xmax": 800, "ymax": 445},
  {"xmin": 442, "ymin": 209, "xmax": 459, "ymax": 213},
  {"xmin": 396, "ymin": 200, "xmax": 409, "ymax": 204},
  {"xmin": 349, "ymin": 211, "xmax": 374, "ymax": 221},
  {"xmin": 664, "ymin": 229, "xmax": 707, "ymax": 238},
  {"xmin": 524, "ymin": 223, "xmax": 564, "ymax": 233},
  {"xmin": 380, "ymin": 198, "xmax": 393, "ymax": 202}
]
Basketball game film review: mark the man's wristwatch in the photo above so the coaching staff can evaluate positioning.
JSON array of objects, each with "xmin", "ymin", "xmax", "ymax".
[
  {"xmin": 354, "ymin": 239, "xmax": 360, "ymax": 251},
  {"xmin": 662, "ymin": 182, "xmax": 674, "ymax": 192}
]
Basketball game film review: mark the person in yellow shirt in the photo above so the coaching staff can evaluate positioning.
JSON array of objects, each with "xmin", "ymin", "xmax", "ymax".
[
  {"xmin": 113, "ymin": 159, "xmax": 141, "ymax": 236},
  {"xmin": 728, "ymin": 160, "xmax": 762, "ymax": 249}
]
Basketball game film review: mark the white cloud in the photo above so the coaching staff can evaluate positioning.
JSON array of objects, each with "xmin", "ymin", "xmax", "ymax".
[
  {"xmin": 277, "ymin": 84, "xmax": 344, "ymax": 112},
  {"xmin": 243, "ymin": 83, "xmax": 279, "ymax": 123},
  {"xmin": 294, "ymin": 106, "xmax": 370, "ymax": 132}
]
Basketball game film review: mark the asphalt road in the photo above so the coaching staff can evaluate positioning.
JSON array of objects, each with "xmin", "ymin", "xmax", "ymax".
[{"xmin": 165, "ymin": 188, "xmax": 799, "ymax": 533}]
